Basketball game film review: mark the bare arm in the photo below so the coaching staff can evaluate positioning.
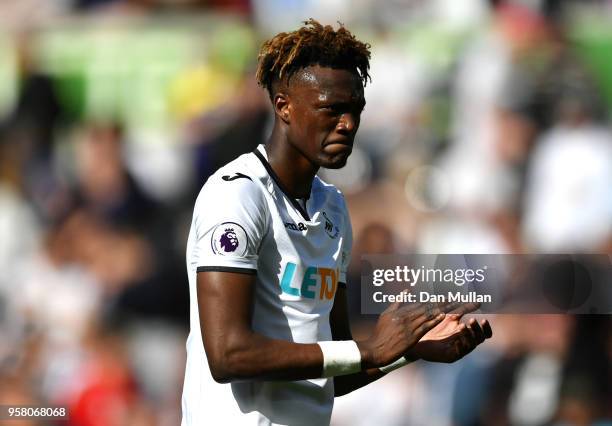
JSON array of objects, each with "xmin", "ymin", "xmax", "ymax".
[
  {"xmin": 331, "ymin": 286, "xmax": 387, "ymax": 397},
  {"xmin": 198, "ymin": 272, "xmax": 445, "ymax": 383},
  {"xmin": 197, "ymin": 271, "xmax": 323, "ymax": 382}
]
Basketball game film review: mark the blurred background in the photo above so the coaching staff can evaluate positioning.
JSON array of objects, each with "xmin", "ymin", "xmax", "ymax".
[{"xmin": 0, "ymin": 0, "xmax": 610, "ymax": 425}]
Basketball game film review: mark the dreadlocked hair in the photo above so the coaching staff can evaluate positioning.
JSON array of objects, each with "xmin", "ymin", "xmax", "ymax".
[{"xmin": 256, "ymin": 19, "xmax": 371, "ymax": 97}]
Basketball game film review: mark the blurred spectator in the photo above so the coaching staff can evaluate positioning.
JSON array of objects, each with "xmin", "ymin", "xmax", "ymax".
[
  {"xmin": 1, "ymin": 30, "xmax": 67, "ymax": 224},
  {"xmin": 522, "ymin": 92, "xmax": 612, "ymax": 252},
  {"xmin": 557, "ymin": 316, "xmax": 612, "ymax": 425},
  {"xmin": 10, "ymin": 31, "xmax": 63, "ymax": 164},
  {"xmin": 66, "ymin": 328, "xmax": 153, "ymax": 426},
  {"xmin": 72, "ymin": 123, "xmax": 159, "ymax": 231},
  {"xmin": 345, "ymin": 222, "xmax": 396, "ymax": 322}
]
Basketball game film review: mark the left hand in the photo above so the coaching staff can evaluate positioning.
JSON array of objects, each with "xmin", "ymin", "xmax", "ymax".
[{"xmin": 409, "ymin": 312, "xmax": 493, "ymax": 363}]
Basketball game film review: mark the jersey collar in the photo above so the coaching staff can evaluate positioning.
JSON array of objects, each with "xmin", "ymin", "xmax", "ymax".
[{"xmin": 253, "ymin": 145, "xmax": 312, "ymax": 221}]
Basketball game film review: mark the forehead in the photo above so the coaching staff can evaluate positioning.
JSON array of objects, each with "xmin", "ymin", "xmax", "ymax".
[{"xmin": 289, "ymin": 65, "xmax": 364, "ymax": 102}]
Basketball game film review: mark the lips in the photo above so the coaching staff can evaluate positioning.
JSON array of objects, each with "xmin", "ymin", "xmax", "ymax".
[
  {"xmin": 323, "ymin": 141, "xmax": 353, "ymax": 155},
  {"xmin": 324, "ymin": 137, "xmax": 353, "ymax": 147},
  {"xmin": 325, "ymin": 139, "xmax": 350, "ymax": 145}
]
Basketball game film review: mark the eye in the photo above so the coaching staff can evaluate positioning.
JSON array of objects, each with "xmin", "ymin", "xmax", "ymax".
[
  {"xmin": 320, "ymin": 105, "xmax": 342, "ymax": 114},
  {"xmin": 319, "ymin": 102, "xmax": 364, "ymax": 117}
]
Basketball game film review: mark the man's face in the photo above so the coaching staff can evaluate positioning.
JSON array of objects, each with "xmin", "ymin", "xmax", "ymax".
[{"xmin": 280, "ymin": 65, "xmax": 365, "ymax": 169}]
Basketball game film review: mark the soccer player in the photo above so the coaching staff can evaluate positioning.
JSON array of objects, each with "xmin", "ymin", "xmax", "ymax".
[{"xmin": 181, "ymin": 19, "xmax": 492, "ymax": 426}]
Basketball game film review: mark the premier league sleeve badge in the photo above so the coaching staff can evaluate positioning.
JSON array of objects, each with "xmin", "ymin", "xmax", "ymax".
[{"xmin": 211, "ymin": 222, "xmax": 249, "ymax": 256}]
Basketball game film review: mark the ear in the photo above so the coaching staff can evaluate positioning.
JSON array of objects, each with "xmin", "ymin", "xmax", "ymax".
[{"xmin": 273, "ymin": 93, "xmax": 291, "ymax": 124}]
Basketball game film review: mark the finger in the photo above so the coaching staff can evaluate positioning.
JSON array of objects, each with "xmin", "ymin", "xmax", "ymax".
[
  {"xmin": 458, "ymin": 320, "xmax": 477, "ymax": 349},
  {"xmin": 408, "ymin": 310, "xmax": 443, "ymax": 333},
  {"xmin": 398, "ymin": 307, "xmax": 437, "ymax": 333},
  {"xmin": 397, "ymin": 301, "xmax": 441, "ymax": 321},
  {"xmin": 460, "ymin": 318, "xmax": 478, "ymax": 348},
  {"xmin": 467, "ymin": 318, "xmax": 485, "ymax": 344},
  {"xmin": 481, "ymin": 319, "xmax": 493, "ymax": 338},
  {"xmin": 456, "ymin": 323, "xmax": 473, "ymax": 353},
  {"xmin": 385, "ymin": 289, "xmax": 410, "ymax": 313},
  {"xmin": 447, "ymin": 323, "xmax": 472, "ymax": 358},
  {"xmin": 432, "ymin": 300, "xmax": 481, "ymax": 317},
  {"xmin": 434, "ymin": 300, "xmax": 461, "ymax": 314},
  {"xmin": 447, "ymin": 302, "xmax": 482, "ymax": 317},
  {"xmin": 414, "ymin": 313, "xmax": 446, "ymax": 340}
]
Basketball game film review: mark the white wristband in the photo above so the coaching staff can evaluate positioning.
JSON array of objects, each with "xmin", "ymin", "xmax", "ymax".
[
  {"xmin": 379, "ymin": 356, "xmax": 411, "ymax": 374},
  {"xmin": 317, "ymin": 340, "xmax": 362, "ymax": 377}
]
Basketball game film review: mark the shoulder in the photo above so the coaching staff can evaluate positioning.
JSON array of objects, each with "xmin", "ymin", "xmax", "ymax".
[
  {"xmin": 313, "ymin": 175, "xmax": 349, "ymax": 211},
  {"xmin": 195, "ymin": 152, "xmax": 268, "ymax": 213},
  {"xmin": 313, "ymin": 176, "xmax": 353, "ymax": 248}
]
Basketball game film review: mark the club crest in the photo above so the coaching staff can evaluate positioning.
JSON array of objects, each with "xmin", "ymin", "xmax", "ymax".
[{"xmin": 321, "ymin": 211, "xmax": 340, "ymax": 239}]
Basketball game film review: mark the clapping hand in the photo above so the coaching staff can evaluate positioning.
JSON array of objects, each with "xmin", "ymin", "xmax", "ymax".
[{"xmin": 409, "ymin": 304, "xmax": 492, "ymax": 363}]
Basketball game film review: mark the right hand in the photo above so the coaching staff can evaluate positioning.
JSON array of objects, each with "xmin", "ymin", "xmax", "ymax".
[{"xmin": 357, "ymin": 296, "xmax": 447, "ymax": 369}]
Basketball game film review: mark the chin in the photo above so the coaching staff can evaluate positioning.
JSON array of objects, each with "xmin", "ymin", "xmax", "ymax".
[{"xmin": 319, "ymin": 154, "xmax": 349, "ymax": 169}]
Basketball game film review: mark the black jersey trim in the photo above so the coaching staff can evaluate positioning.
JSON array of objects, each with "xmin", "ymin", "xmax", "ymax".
[
  {"xmin": 253, "ymin": 148, "xmax": 311, "ymax": 221},
  {"xmin": 338, "ymin": 282, "xmax": 347, "ymax": 289},
  {"xmin": 197, "ymin": 266, "xmax": 257, "ymax": 275}
]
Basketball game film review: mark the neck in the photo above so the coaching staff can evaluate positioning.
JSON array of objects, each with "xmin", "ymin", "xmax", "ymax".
[{"xmin": 264, "ymin": 124, "xmax": 318, "ymax": 199}]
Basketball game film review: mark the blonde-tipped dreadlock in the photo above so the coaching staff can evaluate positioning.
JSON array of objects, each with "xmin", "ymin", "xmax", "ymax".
[{"xmin": 256, "ymin": 19, "xmax": 371, "ymax": 97}]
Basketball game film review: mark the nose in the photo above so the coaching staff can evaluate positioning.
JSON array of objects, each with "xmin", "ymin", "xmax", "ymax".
[{"xmin": 337, "ymin": 113, "xmax": 357, "ymax": 135}]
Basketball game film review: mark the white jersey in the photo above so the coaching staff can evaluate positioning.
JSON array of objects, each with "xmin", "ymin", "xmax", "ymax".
[{"xmin": 181, "ymin": 145, "xmax": 352, "ymax": 426}]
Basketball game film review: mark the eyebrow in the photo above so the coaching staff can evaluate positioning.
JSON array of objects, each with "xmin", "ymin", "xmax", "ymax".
[
  {"xmin": 314, "ymin": 89, "xmax": 364, "ymax": 103},
  {"xmin": 316, "ymin": 95, "xmax": 366, "ymax": 106}
]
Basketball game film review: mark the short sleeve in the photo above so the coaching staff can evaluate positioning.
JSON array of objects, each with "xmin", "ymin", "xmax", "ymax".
[
  {"xmin": 338, "ymin": 198, "xmax": 353, "ymax": 284},
  {"xmin": 192, "ymin": 176, "xmax": 268, "ymax": 274}
]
